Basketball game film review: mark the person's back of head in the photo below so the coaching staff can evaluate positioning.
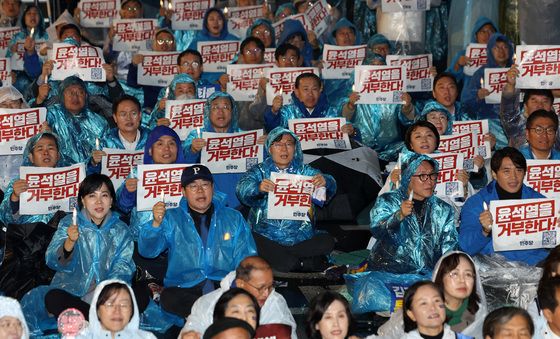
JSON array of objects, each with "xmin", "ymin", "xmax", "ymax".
[{"xmin": 203, "ymin": 317, "xmax": 255, "ymax": 339}]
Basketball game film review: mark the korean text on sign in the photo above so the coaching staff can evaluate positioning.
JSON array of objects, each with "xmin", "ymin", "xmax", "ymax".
[
  {"xmin": 79, "ymin": 0, "xmax": 119, "ymax": 28},
  {"xmin": 288, "ymin": 117, "xmax": 351, "ymax": 151},
  {"xmin": 52, "ymin": 43, "xmax": 106, "ymax": 82},
  {"xmin": 172, "ymin": 0, "xmax": 214, "ymax": 30},
  {"xmin": 0, "ymin": 107, "xmax": 46, "ymax": 155},
  {"xmin": 201, "ymin": 130, "xmax": 264, "ymax": 174},
  {"xmin": 226, "ymin": 64, "xmax": 274, "ymax": 102},
  {"xmin": 165, "ymin": 99, "xmax": 205, "ymax": 140},
  {"xmin": 525, "ymin": 160, "xmax": 560, "ymax": 198},
  {"xmin": 265, "ymin": 67, "xmax": 319, "ymax": 105},
  {"xmin": 198, "ymin": 40, "xmax": 240, "ymax": 73},
  {"xmin": 464, "ymin": 44, "xmax": 487, "ymax": 76},
  {"xmin": 484, "ymin": 68, "xmax": 508, "ymax": 104},
  {"xmin": 101, "ymin": 148, "xmax": 144, "ymax": 189},
  {"xmin": 267, "ymin": 172, "xmax": 314, "ymax": 221},
  {"xmin": 137, "ymin": 51, "xmax": 179, "ymax": 87},
  {"xmin": 321, "ymin": 44, "xmax": 367, "ymax": 79},
  {"xmin": 427, "ymin": 152, "xmax": 465, "ymax": 198},
  {"xmin": 136, "ymin": 164, "xmax": 188, "ymax": 211},
  {"xmin": 516, "ymin": 45, "xmax": 560, "ymax": 89},
  {"xmin": 112, "ymin": 19, "xmax": 156, "ymax": 52},
  {"xmin": 386, "ymin": 54, "xmax": 433, "ymax": 92},
  {"xmin": 354, "ymin": 65, "xmax": 406, "ymax": 104}
]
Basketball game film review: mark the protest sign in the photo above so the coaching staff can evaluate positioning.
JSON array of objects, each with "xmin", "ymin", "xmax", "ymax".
[
  {"xmin": 171, "ymin": 0, "xmax": 214, "ymax": 30},
  {"xmin": 198, "ymin": 40, "xmax": 240, "ymax": 72},
  {"xmin": 265, "ymin": 67, "xmax": 319, "ymax": 105},
  {"xmin": 264, "ymin": 48, "xmax": 275, "ymax": 63},
  {"xmin": 137, "ymin": 51, "xmax": 179, "ymax": 86},
  {"xmin": 354, "ymin": 65, "xmax": 406, "ymax": 104},
  {"xmin": 0, "ymin": 57, "xmax": 11, "ymax": 85},
  {"xmin": 288, "ymin": 117, "xmax": 351, "ymax": 150},
  {"xmin": 464, "ymin": 43, "xmax": 487, "ymax": 76},
  {"xmin": 304, "ymin": 0, "xmax": 330, "ymax": 36},
  {"xmin": 386, "ymin": 54, "xmax": 433, "ymax": 92},
  {"xmin": 10, "ymin": 39, "xmax": 45, "ymax": 71},
  {"xmin": 439, "ymin": 131, "xmax": 491, "ymax": 172},
  {"xmin": 112, "ymin": 19, "xmax": 156, "ymax": 52},
  {"xmin": 0, "ymin": 27, "xmax": 19, "ymax": 57},
  {"xmin": 226, "ymin": 64, "xmax": 273, "ymax": 102},
  {"xmin": 101, "ymin": 149, "xmax": 144, "ymax": 189},
  {"xmin": 52, "ymin": 43, "xmax": 106, "ymax": 81},
  {"xmin": 136, "ymin": 164, "xmax": 189, "ymax": 211},
  {"xmin": 427, "ymin": 152, "xmax": 465, "ymax": 199},
  {"xmin": 201, "ymin": 130, "xmax": 263, "ymax": 173},
  {"xmin": 267, "ymin": 172, "xmax": 314, "ymax": 221},
  {"xmin": 0, "ymin": 107, "xmax": 46, "ymax": 155},
  {"xmin": 164, "ymin": 99, "xmax": 205, "ymax": 140},
  {"xmin": 516, "ymin": 45, "xmax": 560, "ymax": 89},
  {"xmin": 484, "ymin": 68, "xmax": 508, "ymax": 104},
  {"xmin": 226, "ymin": 5, "xmax": 263, "ymax": 38},
  {"xmin": 525, "ymin": 160, "xmax": 560, "ymax": 198},
  {"xmin": 554, "ymin": 97, "xmax": 560, "ymax": 116},
  {"xmin": 79, "ymin": 0, "xmax": 119, "ymax": 28},
  {"xmin": 321, "ymin": 44, "xmax": 367, "ymax": 79}
]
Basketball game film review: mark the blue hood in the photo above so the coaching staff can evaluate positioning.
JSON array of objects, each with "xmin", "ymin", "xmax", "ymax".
[
  {"xmin": 470, "ymin": 16, "xmax": 499, "ymax": 43},
  {"xmin": 22, "ymin": 131, "xmax": 68, "ymax": 167},
  {"xmin": 274, "ymin": 3, "xmax": 295, "ymax": 20},
  {"xmin": 201, "ymin": 7, "xmax": 231, "ymax": 40},
  {"xmin": 203, "ymin": 91, "xmax": 239, "ymax": 132},
  {"xmin": 167, "ymin": 73, "xmax": 196, "ymax": 99},
  {"xmin": 397, "ymin": 152, "xmax": 439, "ymax": 198},
  {"xmin": 57, "ymin": 76, "xmax": 89, "ymax": 113},
  {"xmin": 246, "ymin": 19, "xmax": 276, "ymax": 48},
  {"xmin": 265, "ymin": 127, "xmax": 303, "ymax": 170},
  {"xmin": 278, "ymin": 19, "xmax": 309, "ymax": 46},
  {"xmin": 143, "ymin": 125, "xmax": 186, "ymax": 164},
  {"xmin": 329, "ymin": 18, "xmax": 362, "ymax": 45},
  {"xmin": 367, "ymin": 33, "xmax": 393, "ymax": 53},
  {"xmin": 417, "ymin": 100, "xmax": 453, "ymax": 135},
  {"xmin": 486, "ymin": 33, "xmax": 514, "ymax": 68}
]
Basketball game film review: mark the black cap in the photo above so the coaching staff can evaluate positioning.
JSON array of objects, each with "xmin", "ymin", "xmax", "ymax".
[{"xmin": 181, "ymin": 164, "xmax": 213, "ymax": 187}]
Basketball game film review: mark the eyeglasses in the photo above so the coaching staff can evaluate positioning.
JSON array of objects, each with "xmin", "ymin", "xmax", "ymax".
[
  {"xmin": 102, "ymin": 302, "xmax": 132, "ymax": 310},
  {"xmin": 244, "ymin": 47, "xmax": 262, "ymax": 55},
  {"xmin": 244, "ymin": 280, "xmax": 274, "ymax": 296},
  {"xmin": 253, "ymin": 29, "xmax": 271, "ymax": 37},
  {"xmin": 280, "ymin": 56, "xmax": 297, "ymax": 63},
  {"xmin": 210, "ymin": 104, "xmax": 231, "ymax": 111},
  {"xmin": 271, "ymin": 142, "xmax": 295, "ymax": 149},
  {"xmin": 186, "ymin": 182, "xmax": 212, "ymax": 192},
  {"xmin": 412, "ymin": 173, "xmax": 438, "ymax": 182},
  {"xmin": 156, "ymin": 38, "xmax": 174, "ymax": 45},
  {"xmin": 528, "ymin": 127, "xmax": 557, "ymax": 135},
  {"xmin": 448, "ymin": 271, "xmax": 475, "ymax": 281},
  {"xmin": 181, "ymin": 61, "xmax": 200, "ymax": 69},
  {"xmin": 116, "ymin": 110, "xmax": 140, "ymax": 118}
]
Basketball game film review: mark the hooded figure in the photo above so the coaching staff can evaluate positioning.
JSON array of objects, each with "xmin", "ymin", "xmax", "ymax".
[
  {"xmin": 76, "ymin": 279, "xmax": 156, "ymax": 338},
  {"xmin": 368, "ymin": 153, "xmax": 457, "ymax": 274},
  {"xmin": 274, "ymin": 3, "xmax": 295, "ymax": 21},
  {"xmin": 461, "ymin": 33, "xmax": 514, "ymax": 149},
  {"xmin": 366, "ymin": 34, "xmax": 393, "ymax": 61},
  {"xmin": 246, "ymin": 19, "xmax": 276, "ymax": 48},
  {"xmin": 277, "ymin": 19, "xmax": 314, "ymax": 67},
  {"xmin": 183, "ymin": 92, "xmax": 243, "ymax": 208},
  {"xmin": 149, "ymin": 73, "xmax": 197, "ymax": 129},
  {"xmin": 236, "ymin": 127, "xmax": 336, "ymax": 271},
  {"xmin": 0, "ymin": 296, "xmax": 30, "ymax": 339},
  {"xmin": 416, "ymin": 100, "xmax": 454, "ymax": 135},
  {"xmin": 45, "ymin": 76, "xmax": 109, "ymax": 164}
]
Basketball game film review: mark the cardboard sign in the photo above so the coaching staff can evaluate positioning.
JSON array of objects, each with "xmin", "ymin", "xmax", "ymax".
[
  {"xmin": 386, "ymin": 54, "xmax": 433, "ymax": 92},
  {"xmin": 52, "ymin": 43, "xmax": 106, "ymax": 82},
  {"xmin": 267, "ymin": 172, "xmax": 314, "ymax": 221},
  {"xmin": 464, "ymin": 43, "xmax": 487, "ymax": 76},
  {"xmin": 427, "ymin": 152, "xmax": 465, "ymax": 198},
  {"xmin": 354, "ymin": 65, "xmax": 406, "ymax": 104},
  {"xmin": 0, "ymin": 107, "xmax": 46, "ymax": 155},
  {"xmin": 19, "ymin": 163, "xmax": 86, "ymax": 214},
  {"xmin": 484, "ymin": 68, "xmax": 508, "ymax": 104},
  {"xmin": 491, "ymin": 198, "xmax": 560, "ymax": 251},
  {"xmin": 79, "ymin": 0, "xmax": 119, "ymax": 28},
  {"xmin": 137, "ymin": 51, "xmax": 179, "ymax": 86},
  {"xmin": 381, "ymin": 0, "xmax": 430, "ymax": 12},
  {"xmin": 265, "ymin": 67, "xmax": 319, "ymax": 105},
  {"xmin": 525, "ymin": 160, "xmax": 560, "ymax": 198},
  {"xmin": 164, "ymin": 99, "xmax": 205, "ymax": 140},
  {"xmin": 198, "ymin": 40, "xmax": 240, "ymax": 73},
  {"xmin": 226, "ymin": 64, "xmax": 273, "ymax": 102},
  {"xmin": 171, "ymin": 0, "xmax": 214, "ymax": 30},
  {"xmin": 101, "ymin": 148, "xmax": 144, "ymax": 189},
  {"xmin": 201, "ymin": 130, "xmax": 263, "ymax": 173},
  {"xmin": 112, "ymin": 19, "xmax": 156, "ymax": 52},
  {"xmin": 136, "ymin": 164, "xmax": 188, "ymax": 211},
  {"xmin": 288, "ymin": 117, "xmax": 351, "ymax": 150},
  {"xmin": 321, "ymin": 44, "xmax": 367, "ymax": 79},
  {"xmin": 516, "ymin": 45, "xmax": 560, "ymax": 89}
]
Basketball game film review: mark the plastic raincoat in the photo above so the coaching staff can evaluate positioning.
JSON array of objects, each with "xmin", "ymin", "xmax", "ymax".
[
  {"xmin": 277, "ymin": 19, "xmax": 315, "ymax": 67},
  {"xmin": 0, "ymin": 296, "xmax": 30, "ymax": 339},
  {"xmin": 236, "ymin": 127, "xmax": 336, "ymax": 246},
  {"xmin": 0, "ymin": 87, "xmax": 27, "ymax": 189},
  {"xmin": 368, "ymin": 153, "xmax": 457, "ymax": 274},
  {"xmin": 138, "ymin": 195, "xmax": 256, "ymax": 288},
  {"xmin": 264, "ymin": 91, "xmax": 342, "ymax": 132},
  {"xmin": 246, "ymin": 19, "xmax": 276, "ymax": 48},
  {"xmin": 183, "ymin": 92, "xmax": 244, "ymax": 209},
  {"xmin": 149, "ymin": 73, "xmax": 197, "ymax": 129},
  {"xmin": 45, "ymin": 76, "xmax": 109, "ymax": 165},
  {"xmin": 416, "ymin": 100, "xmax": 454, "ymax": 135},
  {"xmin": 461, "ymin": 33, "xmax": 513, "ymax": 149},
  {"xmin": 424, "ymin": 3, "xmax": 449, "ymax": 69},
  {"xmin": 0, "ymin": 132, "xmax": 69, "ymax": 225},
  {"xmin": 459, "ymin": 180, "xmax": 548, "ymax": 265},
  {"xmin": 376, "ymin": 251, "xmax": 487, "ymax": 338},
  {"xmin": 181, "ymin": 271, "xmax": 297, "ymax": 338},
  {"xmin": 76, "ymin": 279, "xmax": 156, "ymax": 339}
]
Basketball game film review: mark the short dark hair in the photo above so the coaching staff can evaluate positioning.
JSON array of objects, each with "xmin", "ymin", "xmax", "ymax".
[
  {"xmin": 178, "ymin": 49, "xmax": 203, "ymax": 66},
  {"xmin": 433, "ymin": 253, "xmax": 480, "ymax": 315},
  {"xmin": 305, "ymin": 291, "xmax": 355, "ymax": 339},
  {"xmin": 404, "ymin": 121, "xmax": 441, "ymax": 151},
  {"xmin": 58, "ymin": 23, "xmax": 81, "ymax": 39},
  {"xmin": 295, "ymin": 72, "xmax": 321, "ymax": 88},
  {"xmin": 274, "ymin": 43, "xmax": 300, "ymax": 61},
  {"xmin": 203, "ymin": 317, "xmax": 254, "ymax": 339},
  {"xmin": 403, "ymin": 281, "xmax": 444, "ymax": 333},
  {"xmin": 483, "ymin": 307, "xmax": 534, "ymax": 338},
  {"xmin": 490, "ymin": 147, "xmax": 527, "ymax": 173},
  {"xmin": 526, "ymin": 109, "xmax": 559, "ymax": 131},
  {"xmin": 77, "ymin": 174, "xmax": 116, "ymax": 210},
  {"xmin": 522, "ymin": 89, "xmax": 554, "ymax": 107},
  {"xmin": 112, "ymin": 95, "xmax": 141, "ymax": 115},
  {"xmin": 432, "ymin": 72, "xmax": 458, "ymax": 90},
  {"xmin": 213, "ymin": 288, "xmax": 260, "ymax": 327},
  {"xmin": 538, "ymin": 276, "xmax": 560, "ymax": 314},
  {"xmin": 240, "ymin": 36, "xmax": 265, "ymax": 54},
  {"xmin": 96, "ymin": 282, "xmax": 134, "ymax": 320}
]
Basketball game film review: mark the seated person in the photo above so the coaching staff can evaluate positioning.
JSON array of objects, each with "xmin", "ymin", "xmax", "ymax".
[
  {"xmin": 459, "ymin": 147, "xmax": 548, "ymax": 265},
  {"xmin": 537, "ymin": 276, "xmax": 560, "ymax": 338},
  {"xmin": 150, "ymin": 73, "xmax": 197, "ymax": 129},
  {"xmin": 246, "ymin": 19, "xmax": 275, "ymax": 49},
  {"xmin": 519, "ymin": 109, "xmax": 560, "ymax": 160},
  {"xmin": 176, "ymin": 49, "xmax": 220, "ymax": 99},
  {"xmin": 0, "ymin": 296, "xmax": 29, "ymax": 339},
  {"xmin": 180, "ymin": 256, "xmax": 296, "ymax": 338},
  {"xmin": 482, "ymin": 307, "xmax": 534, "ymax": 339},
  {"xmin": 264, "ymin": 73, "xmax": 357, "ymax": 135},
  {"xmin": 236, "ymin": 127, "xmax": 336, "ymax": 272},
  {"xmin": 368, "ymin": 152, "xmax": 457, "ymax": 274},
  {"xmin": 203, "ymin": 318, "xmax": 255, "ymax": 339},
  {"xmin": 138, "ymin": 164, "xmax": 256, "ymax": 317}
]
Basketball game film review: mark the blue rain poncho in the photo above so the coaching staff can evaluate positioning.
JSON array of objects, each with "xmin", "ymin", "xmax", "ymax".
[
  {"xmin": 366, "ymin": 34, "xmax": 393, "ymax": 61},
  {"xmin": 264, "ymin": 91, "xmax": 342, "ymax": 132},
  {"xmin": 277, "ymin": 19, "xmax": 315, "ymax": 67},
  {"xmin": 368, "ymin": 153, "xmax": 457, "ymax": 274},
  {"xmin": 0, "ymin": 132, "xmax": 69, "ymax": 225},
  {"xmin": 424, "ymin": 3, "xmax": 450, "ymax": 67},
  {"xmin": 46, "ymin": 76, "xmax": 109, "ymax": 164},
  {"xmin": 459, "ymin": 180, "xmax": 549, "ymax": 265},
  {"xmin": 246, "ymin": 19, "xmax": 276, "ymax": 48},
  {"xmin": 236, "ymin": 127, "xmax": 336, "ymax": 246},
  {"xmin": 76, "ymin": 279, "xmax": 156, "ymax": 339},
  {"xmin": 183, "ymin": 92, "xmax": 244, "ymax": 209},
  {"xmin": 274, "ymin": 4, "xmax": 295, "ymax": 21},
  {"xmin": 461, "ymin": 33, "xmax": 513, "ymax": 149},
  {"xmin": 149, "ymin": 73, "xmax": 197, "ymax": 129},
  {"xmin": 138, "ymin": 195, "xmax": 256, "ymax": 288},
  {"xmin": 416, "ymin": 100, "xmax": 454, "ymax": 135},
  {"xmin": 352, "ymin": 1, "xmax": 377, "ymax": 45},
  {"xmin": 519, "ymin": 146, "xmax": 560, "ymax": 160}
]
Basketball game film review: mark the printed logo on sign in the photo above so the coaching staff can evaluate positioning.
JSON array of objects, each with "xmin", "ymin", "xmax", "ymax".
[
  {"xmin": 333, "ymin": 140, "xmax": 346, "ymax": 149},
  {"xmin": 445, "ymin": 182, "xmax": 460, "ymax": 197},
  {"xmin": 246, "ymin": 157, "xmax": 257, "ymax": 170},
  {"xmin": 543, "ymin": 231, "xmax": 557, "ymax": 247},
  {"xmin": 91, "ymin": 68, "xmax": 103, "ymax": 80},
  {"xmin": 68, "ymin": 197, "xmax": 77, "ymax": 209},
  {"xmin": 392, "ymin": 91, "xmax": 402, "ymax": 103}
]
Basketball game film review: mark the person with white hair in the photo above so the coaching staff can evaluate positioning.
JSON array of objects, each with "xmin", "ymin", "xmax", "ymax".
[{"xmin": 0, "ymin": 296, "xmax": 30, "ymax": 339}]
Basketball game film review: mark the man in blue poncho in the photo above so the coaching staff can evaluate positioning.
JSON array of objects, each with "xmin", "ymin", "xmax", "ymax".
[
  {"xmin": 277, "ymin": 19, "xmax": 317, "ymax": 67},
  {"xmin": 138, "ymin": 164, "xmax": 256, "ymax": 318},
  {"xmin": 236, "ymin": 127, "xmax": 336, "ymax": 272},
  {"xmin": 519, "ymin": 109, "xmax": 560, "ymax": 160},
  {"xmin": 459, "ymin": 147, "xmax": 549, "ymax": 265},
  {"xmin": 368, "ymin": 152, "xmax": 457, "ymax": 274},
  {"xmin": 149, "ymin": 73, "xmax": 197, "ymax": 129}
]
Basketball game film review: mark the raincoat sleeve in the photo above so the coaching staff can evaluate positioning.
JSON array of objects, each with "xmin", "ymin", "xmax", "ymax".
[
  {"xmin": 137, "ymin": 218, "xmax": 169, "ymax": 259},
  {"xmin": 461, "ymin": 68, "xmax": 484, "ymax": 115},
  {"xmin": 264, "ymin": 106, "xmax": 282, "ymax": 132},
  {"xmin": 182, "ymin": 129, "xmax": 202, "ymax": 163},
  {"xmin": 107, "ymin": 229, "xmax": 135, "ymax": 282},
  {"xmin": 0, "ymin": 180, "xmax": 17, "ymax": 224},
  {"xmin": 458, "ymin": 194, "xmax": 491, "ymax": 256},
  {"xmin": 369, "ymin": 193, "xmax": 405, "ymax": 240},
  {"xmin": 236, "ymin": 165, "xmax": 266, "ymax": 207},
  {"xmin": 182, "ymin": 291, "xmax": 218, "ymax": 335},
  {"xmin": 116, "ymin": 174, "xmax": 137, "ymax": 214},
  {"xmin": 45, "ymin": 218, "xmax": 77, "ymax": 272},
  {"xmin": 446, "ymin": 49, "xmax": 467, "ymax": 83},
  {"xmin": 499, "ymin": 88, "xmax": 525, "ymax": 148}
]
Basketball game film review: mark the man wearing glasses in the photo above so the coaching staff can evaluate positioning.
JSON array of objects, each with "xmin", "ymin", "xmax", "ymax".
[
  {"xmin": 138, "ymin": 164, "xmax": 256, "ymax": 318},
  {"xmin": 180, "ymin": 256, "xmax": 297, "ymax": 339},
  {"xmin": 459, "ymin": 147, "xmax": 548, "ymax": 265},
  {"xmin": 519, "ymin": 109, "xmax": 560, "ymax": 160}
]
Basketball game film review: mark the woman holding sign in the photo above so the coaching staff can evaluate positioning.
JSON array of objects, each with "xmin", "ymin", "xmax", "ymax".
[{"xmin": 236, "ymin": 127, "xmax": 337, "ymax": 273}]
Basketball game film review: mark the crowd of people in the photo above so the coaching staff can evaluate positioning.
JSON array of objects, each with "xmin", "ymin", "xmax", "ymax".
[{"xmin": 0, "ymin": 0, "xmax": 558, "ymax": 338}]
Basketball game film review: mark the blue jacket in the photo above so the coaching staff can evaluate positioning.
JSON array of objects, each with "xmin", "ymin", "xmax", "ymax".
[
  {"xmin": 138, "ymin": 196, "xmax": 256, "ymax": 287},
  {"xmin": 368, "ymin": 153, "xmax": 457, "ymax": 274},
  {"xmin": 519, "ymin": 146, "xmax": 560, "ymax": 160},
  {"xmin": 459, "ymin": 181, "xmax": 549, "ymax": 265},
  {"xmin": 236, "ymin": 127, "xmax": 337, "ymax": 246}
]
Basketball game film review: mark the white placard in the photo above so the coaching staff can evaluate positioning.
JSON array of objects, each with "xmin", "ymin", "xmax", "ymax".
[
  {"xmin": 516, "ymin": 45, "xmax": 560, "ymax": 89},
  {"xmin": 272, "ymin": 14, "xmax": 310, "ymax": 44},
  {"xmin": 288, "ymin": 117, "xmax": 351, "ymax": 150},
  {"xmin": 439, "ymin": 131, "xmax": 491, "ymax": 172},
  {"xmin": 267, "ymin": 172, "xmax": 314, "ymax": 221},
  {"xmin": 136, "ymin": 163, "xmax": 189, "ymax": 211},
  {"xmin": 427, "ymin": 152, "xmax": 465, "ymax": 198},
  {"xmin": 484, "ymin": 68, "xmax": 508, "ymax": 104},
  {"xmin": 101, "ymin": 148, "xmax": 144, "ymax": 190},
  {"xmin": 264, "ymin": 48, "xmax": 275, "ymax": 63},
  {"xmin": 553, "ymin": 98, "xmax": 560, "ymax": 116},
  {"xmin": 10, "ymin": 39, "xmax": 45, "ymax": 71},
  {"xmin": 137, "ymin": 51, "xmax": 179, "ymax": 86},
  {"xmin": 201, "ymin": 130, "xmax": 263, "ymax": 173},
  {"xmin": 51, "ymin": 43, "xmax": 106, "ymax": 82},
  {"xmin": 265, "ymin": 67, "xmax": 319, "ymax": 105},
  {"xmin": 321, "ymin": 44, "xmax": 367, "ymax": 79},
  {"xmin": 354, "ymin": 65, "xmax": 406, "ymax": 104},
  {"xmin": 0, "ymin": 57, "xmax": 11, "ymax": 85},
  {"xmin": 304, "ymin": 0, "xmax": 330, "ymax": 36},
  {"xmin": 525, "ymin": 160, "xmax": 560, "ymax": 199},
  {"xmin": 0, "ymin": 107, "xmax": 46, "ymax": 155},
  {"xmin": 19, "ymin": 163, "xmax": 86, "ymax": 214},
  {"xmin": 0, "ymin": 27, "xmax": 19, "ymax": 57},
  {"xmin": 386, "ymin": 54, "xmax": 433, "ymax": 92},
  {"xmin": 198, "ymin": 40, "xmax": 240, "ymax": 73},
  {"xmin": 79, "ymin": 0, "xmax": 119, "ymax": 28},
  {"xmin": 227, "ymin": 5, "xmax": 263, "ymax": 38},
  {"xmin": 226, "ymin": 64, "xmax": 273, "ymax": 102},
  {"xmin": 381, "ymin": 0, "xmax": 430, "ymax": 12},
  {"xmin": 164, "ymin": 99, "xmax": 205, "ymax": 140},
  {"xmin": 464, "ymin": 43, "xmax": 487, "ymax": 76},
  {"xmin": 171, "ymin": 0, "xmax": 215, "ymax": 30},
  {"xmin": 112, "ymin": 19, "xmax": 156, "ymax": 52}
]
